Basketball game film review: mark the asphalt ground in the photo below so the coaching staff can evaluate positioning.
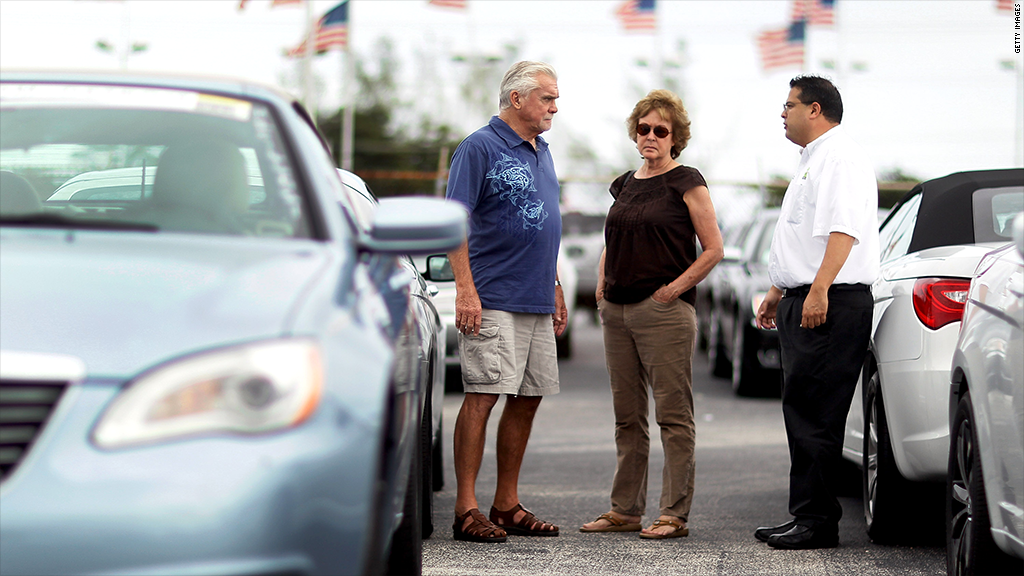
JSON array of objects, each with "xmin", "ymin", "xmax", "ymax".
[{"xmin": 422, "ymin": 314, "xmax": 945, "ymax": 576}]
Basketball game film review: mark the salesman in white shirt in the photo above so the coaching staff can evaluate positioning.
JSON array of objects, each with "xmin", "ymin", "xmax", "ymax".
[{"xmin": 753, "ymin": 75, "xmax": 880, "ymax": 550}]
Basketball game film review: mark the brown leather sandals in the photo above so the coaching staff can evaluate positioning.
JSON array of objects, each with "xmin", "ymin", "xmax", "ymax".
[
  {"xmin": 489, "ymin": 503, "xmax": 560, "ymax": 537},
  {"xmin": 453, "ymin": 508, "xmax": 507, "ymax": 543}
]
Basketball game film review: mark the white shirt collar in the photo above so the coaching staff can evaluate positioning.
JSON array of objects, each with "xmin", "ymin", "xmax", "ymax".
[{"xmin": 802, "ymin": 124, "xmax": 842, "ymax": 158}]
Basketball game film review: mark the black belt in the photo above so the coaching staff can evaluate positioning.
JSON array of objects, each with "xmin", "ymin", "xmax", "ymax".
[{"xmin": 783, "ymin": 283, "xmax": 871, "ymax": 298}]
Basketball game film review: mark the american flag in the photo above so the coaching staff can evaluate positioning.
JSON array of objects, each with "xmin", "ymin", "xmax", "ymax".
[
  {"xmin": 757, "ymin": 20, "xmax": 806, "ymax": 71},
  {"xmin": 428, "ymin": 0, "xmax": 467, "ymax": 8},
  {"xmin": 790, "ymin": 0, "xmax": 834, "ymax": 26},
  {"xmin": 286, "ymin": 1, "xmax": 348, "ymax": 57},
  {"xmin": 238, "ymin": 0, "xmax": 301, "ymax": 10},
  {"xmin": 615, "ymin": 0, "xmax": 656, "ymax": 32},
  {"xmin": 995, "ymin": 0, "xmax": 1015, "ymax": 12}
]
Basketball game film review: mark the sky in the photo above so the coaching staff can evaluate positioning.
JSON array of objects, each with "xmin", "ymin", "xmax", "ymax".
[{"xmin": 1, "ymin": 0, "xmax": 1022, "ymax": 213}]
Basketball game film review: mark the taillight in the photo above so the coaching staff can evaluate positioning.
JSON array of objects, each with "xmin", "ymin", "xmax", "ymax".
[{"xmin": 912, "ymin": 278, "xmax": 970, "ymax": 330}]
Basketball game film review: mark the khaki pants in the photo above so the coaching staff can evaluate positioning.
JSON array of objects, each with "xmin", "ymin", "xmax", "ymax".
[{"xmin": 599, "ymin": 296, "xmax": 697, "ymax": 521}]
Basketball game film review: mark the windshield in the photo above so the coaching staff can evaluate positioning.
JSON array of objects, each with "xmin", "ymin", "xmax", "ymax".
[{"xmin": 0, "ymin": 83, "xmax": 312, "ymax": 238}]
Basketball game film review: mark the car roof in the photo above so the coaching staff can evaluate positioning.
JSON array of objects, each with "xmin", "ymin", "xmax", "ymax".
[
  {"xmin": 0, "ymin": 70, "xmax": 295, "ymax": 104},
  {"xmin": 897, "ymin": 168, "xmax": 1024, "ymax": 254}
]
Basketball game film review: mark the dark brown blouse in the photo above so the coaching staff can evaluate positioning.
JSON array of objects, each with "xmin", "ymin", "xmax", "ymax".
[{"xmin": 603, "ymin": 165, "xmax": 706, "ymax": 305}]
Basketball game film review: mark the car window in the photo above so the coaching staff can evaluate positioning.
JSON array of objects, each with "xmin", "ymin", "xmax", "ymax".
[
  {"xmin": 723, "ymin": 220, "xmax": 752, "ymax": 249},
  {"xmin": 337, "ymin": 182, "xmax": 377, "ymax": 233},
  {"xmin": 972, "ymin": 186, "xmax": 1024, "ymax": 243},
  {"xmin": 0, "ymin": 83, "xmax": 311, "ymax": 238},
  {"xmin": 753, "ymin": 219, "xmax": 777, "ymax": 265},
  {"xmin": 880, "ymin": 193, "xmax": 922, "ymax": 263}
]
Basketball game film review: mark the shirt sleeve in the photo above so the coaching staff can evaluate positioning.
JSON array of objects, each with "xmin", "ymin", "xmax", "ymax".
[{"xmin": 445, "ymin": 139, "xmax": 488, "ymax": 213}]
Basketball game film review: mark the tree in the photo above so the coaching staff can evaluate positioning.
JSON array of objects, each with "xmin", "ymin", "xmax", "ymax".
[{"xmin": 316, "ymin": 38, "xmax": 464, "ymax": 197}]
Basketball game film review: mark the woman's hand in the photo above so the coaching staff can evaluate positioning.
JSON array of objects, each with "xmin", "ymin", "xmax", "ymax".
[{"xmin": 651, "ymin": 284, "xmax": 679, "ymax": 304}]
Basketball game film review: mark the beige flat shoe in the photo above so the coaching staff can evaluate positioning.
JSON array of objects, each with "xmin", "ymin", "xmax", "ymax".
[
  {"xmin": 639, "ymin": 518, "xmax": 689, "ymax": 539},
  {"xmin": 580, "ymin": 512, "xmax": 642, "ymax": 533}
]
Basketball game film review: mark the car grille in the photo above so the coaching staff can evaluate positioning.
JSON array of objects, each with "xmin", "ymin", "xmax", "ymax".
[{"xmin": 0, "ymin": 380, "xmax": 67, "ymax": 481}]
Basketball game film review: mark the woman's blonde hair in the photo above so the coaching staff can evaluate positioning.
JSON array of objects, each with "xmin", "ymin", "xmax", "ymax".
[{"xmin": 626, "ymin": 89, "xmax": 691, "ymax": 159}]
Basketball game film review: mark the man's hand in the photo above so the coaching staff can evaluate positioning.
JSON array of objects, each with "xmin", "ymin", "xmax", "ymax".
[
  {"xmin": 800, "ymin": 232, "xmax": 854, "ymax": 329},
  {"xmin": 756, "ymin": 286, "xmax": 784, "ymax": 329},
  {"xmin": 553, "ymin": 285, "xmax": 568, "ymax": 336},
  {"xmin": 456, "ymin": 290, "xmax": 482, "ymax": 336},
  {"xmin": 801, "ymin": 287, "xmax": 828, "ymax": 329}
]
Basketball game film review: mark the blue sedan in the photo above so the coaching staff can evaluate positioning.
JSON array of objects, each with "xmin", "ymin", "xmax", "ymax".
[{"xmin": 0, "ymin": 72, "xmax": 466, "ymax": 576}]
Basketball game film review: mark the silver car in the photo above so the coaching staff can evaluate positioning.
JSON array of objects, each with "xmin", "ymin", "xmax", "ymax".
[
  {"xmin": 841, "ymin": 169, "xmax": 1024, "ymax": 543},
  {"xmin": 946, "ymin": 212, "xmax": 1024, "ymax": 575}
]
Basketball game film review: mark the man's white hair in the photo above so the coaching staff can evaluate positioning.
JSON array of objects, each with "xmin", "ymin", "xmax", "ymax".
[{"xmin": 498, "ymin": 61, "xmax": 557, "ymax": 111}]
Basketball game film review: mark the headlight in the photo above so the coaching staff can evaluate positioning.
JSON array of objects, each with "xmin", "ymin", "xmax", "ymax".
[{"xmin": 93, "ymin": 339, "xmax": 322, "ymax": 449}]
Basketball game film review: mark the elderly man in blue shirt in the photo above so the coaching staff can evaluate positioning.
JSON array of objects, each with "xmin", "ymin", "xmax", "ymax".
[{"xmin": 445, "ymin": 61, "xmax": 566, "ymax": 543}]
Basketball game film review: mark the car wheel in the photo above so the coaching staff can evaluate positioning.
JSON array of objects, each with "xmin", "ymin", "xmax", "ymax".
[
  {"xmin": 731, "ymin": 321, "xmax": 761, "ymax": 396},
  {"xmin": 863, "ymin": 369, "xmax": 915, "ymax": 543},
  {"xmin": 947, "ymin": 391, "xmax": 1024, "ymax": 576},
  {"xmin": 708, "ymin": 311, "xmax": 731, "ymax": 378},
  {"xmin": 419, "ymin": 389, "xmax": 435, "ymax": 539},
  {"xmin": 696, "ymin": 297, "xmax": 711, "ymax": 352},
  {"xmin": 556, "ymin": 324, "xmax": 572, "ymax": 359},
  {"xmin": 386, "ymin": 422, "xmax": 424, "ymax": 576}
]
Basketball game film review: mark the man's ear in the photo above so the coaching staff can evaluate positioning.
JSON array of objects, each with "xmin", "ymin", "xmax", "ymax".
[
  {"xmin": 512, "ymin": 91, "xmax": 521, "ymax": 109},
  {"xmin": 808, "ymin": 102, "xmax": 822, "ymax": 118}
]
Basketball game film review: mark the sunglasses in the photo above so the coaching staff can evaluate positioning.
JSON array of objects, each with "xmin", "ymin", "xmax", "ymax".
[{"xmin": 637, "ymin": 123, "xmax": 671, "ymax": 138}]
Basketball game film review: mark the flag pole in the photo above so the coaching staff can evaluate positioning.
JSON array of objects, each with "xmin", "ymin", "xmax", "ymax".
[
  {"xmin": 302, "ymin": 0, "xmax": 316, "ymax": 114},
  {"xmin": 341, "ymin": 27, "xmax": 354, "ymax": 171},
  {"xmin": 653, "ymin": 2, "xmax": 661, "ymax": 88},
  {"xmin": 834, "ymin": 0, "xmax": 843, "ymax": 89}
]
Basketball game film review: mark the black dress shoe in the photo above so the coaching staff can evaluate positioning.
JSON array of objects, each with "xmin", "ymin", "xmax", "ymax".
[
  {"xmin": 766, "ymin": 524, "xmax": 839, "ymax": 550},
  {"xmin": 754, "ymin": 520, "xmax": 797, "ymax": 542}
]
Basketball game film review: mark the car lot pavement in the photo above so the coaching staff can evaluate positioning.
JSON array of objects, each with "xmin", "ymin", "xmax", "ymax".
[{"xmin": 423, "ymin": 315, "xmax": 944, "ymax": 576}]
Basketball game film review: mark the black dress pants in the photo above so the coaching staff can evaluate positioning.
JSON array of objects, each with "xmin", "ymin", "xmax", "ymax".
[{"xmin": 777, "ymin": 284, "xmax": 872, "ymax": 527}]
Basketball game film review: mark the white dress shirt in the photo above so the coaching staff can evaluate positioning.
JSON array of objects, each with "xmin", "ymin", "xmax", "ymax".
[{"xmin": 768, "ymin": 125, "xmax": 880, "ymax": 289}]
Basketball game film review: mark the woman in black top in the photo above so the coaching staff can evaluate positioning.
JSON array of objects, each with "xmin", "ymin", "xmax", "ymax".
[{"xmin": 580, "ymin": 89, "xmax": 723, "ymax": 539}]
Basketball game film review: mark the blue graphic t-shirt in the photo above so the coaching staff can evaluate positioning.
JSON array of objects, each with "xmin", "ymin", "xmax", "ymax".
[{"xmin": 445, "ymin": 116, "xmax": 561, "ymax": 314}]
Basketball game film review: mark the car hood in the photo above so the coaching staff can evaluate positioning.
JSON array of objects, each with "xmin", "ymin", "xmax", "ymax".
[
  {"xmin": 0, "ymin": 229, "xmax": 332, "ymax": 379},
  {"xmin": 881, "ymin": 243, "xmax": 1005, "ymax": 282}
]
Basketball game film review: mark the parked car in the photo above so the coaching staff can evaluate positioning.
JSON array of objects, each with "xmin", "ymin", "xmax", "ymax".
[
  {"xmin": 704, "ymin": 208, "xmax": 783, "ymax": 396},
  {"xmin": 841, "ymin": 169, "xmax": 1024, "ymax": 543},
  {"xmin": 561, "ymin": 209, "xmax": 605, "ymax": 310},
  {"xmin": 0, "ymin": 71, "xmax": 466, "ymax": 576},
  {"xmin": 416, "ymin": 246, "xmax": 577, "ymax": 392},
  {"xmin": 47, "ymin": 165, "xmax": 265, "ymax": 204},
  {"xmin": 696, "ymin": 218, "xmax": 751, "ymax": 353},
  {"xmin": 335, "ymin": 168, "xmax": 448, "ymax": 498},
  {"xmin": 946, "ymin": 212, "xmax": 1024, "ymax": 576}
]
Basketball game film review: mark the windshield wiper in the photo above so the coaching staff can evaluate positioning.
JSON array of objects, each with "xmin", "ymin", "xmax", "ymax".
[{"xmin": 0, "ymin": 213, "xmax": 159, "ymax": 231}]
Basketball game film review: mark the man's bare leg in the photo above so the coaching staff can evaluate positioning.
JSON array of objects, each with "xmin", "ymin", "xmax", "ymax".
[
  {"xmin": 453, "ymin": 392, "xmax": 500, "ymax": 527},
  {"xmin": 492, "ymin": 395, "xmax": 556, "ymax": 531}
]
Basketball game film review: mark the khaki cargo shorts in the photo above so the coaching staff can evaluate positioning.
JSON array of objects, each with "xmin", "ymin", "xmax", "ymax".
[{"xmin": 457, "ymin": 308, "xmax": 560, "ymax": 396}]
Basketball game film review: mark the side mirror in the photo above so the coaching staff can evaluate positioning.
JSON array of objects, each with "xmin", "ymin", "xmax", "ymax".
[
  {"xmin": 424, "ymin": 254, "xmax": 455, "ymax": 282},
  {"xmin": 358, "ymin": 197, "xmax": 467, "ymax": 255}
]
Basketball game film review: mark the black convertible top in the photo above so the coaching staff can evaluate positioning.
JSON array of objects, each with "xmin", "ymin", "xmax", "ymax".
[{"xmin": 898, "ymin": 168, "xmax": 1024, "ymax": 254}]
